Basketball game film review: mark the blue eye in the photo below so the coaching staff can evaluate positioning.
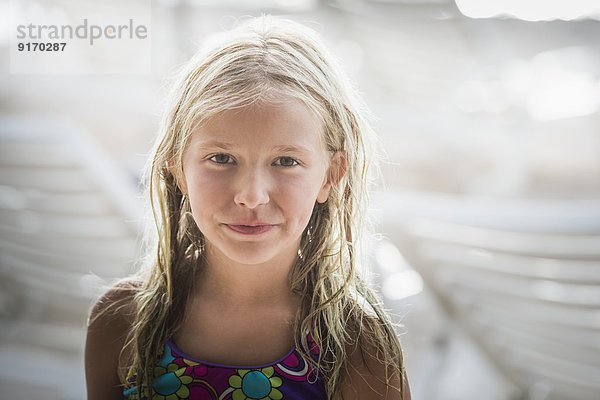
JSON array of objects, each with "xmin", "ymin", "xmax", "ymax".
[
  {"xmin": 274, "ymin": 157, "xmax": 299, "ymax": 167},
  {"xmin": 210, "ymin": 154, "xmax": 233, "ymax": 164}
]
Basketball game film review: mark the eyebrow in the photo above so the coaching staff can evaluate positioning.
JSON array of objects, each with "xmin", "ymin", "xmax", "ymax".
[
  {"xmin": 194, "ymin": 141, "xmax": 311, "ymax": 154},
  {"xmin": 271, "ymin": 145, "xmax": 312, "ymax": 154},
  {"xmin": 193, "ymin": 140, "xmax": 234, "ymax": 150}
]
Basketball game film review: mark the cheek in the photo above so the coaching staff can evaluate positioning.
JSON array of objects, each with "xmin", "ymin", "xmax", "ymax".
[
  {"xmin": 277, "ymin": 174, "xmax": 324, "ymax": 222},
  {"xmin": 185, "ymin": 170, "xmax": 229, "ymax": 211}
]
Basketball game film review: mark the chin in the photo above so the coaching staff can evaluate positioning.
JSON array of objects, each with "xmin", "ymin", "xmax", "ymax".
[
  {"xmin": 238, "ymin": 248, "xmax": 291, "ymax": 267},
  {"xmin": 221, "ymin": 237, "xmax": 303, "ymax": 267}
]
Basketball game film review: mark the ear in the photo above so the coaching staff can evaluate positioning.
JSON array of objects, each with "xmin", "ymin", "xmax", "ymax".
[
  {"xmin": 167, "ymin": 160, "xmax": 188, "ymax": 195},
  {"xmin": 316, "ymin": 151, "xmax": 347, "ymax": 204}
]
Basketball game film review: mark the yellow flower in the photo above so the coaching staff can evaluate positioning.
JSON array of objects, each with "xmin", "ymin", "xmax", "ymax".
[
  {"xmin": 151, "ymin": 366, "xmax": 193, "ymax": 400},
  {"xmin": 229, "ymin": 367, "xmax": 283, "ymax": 400}
]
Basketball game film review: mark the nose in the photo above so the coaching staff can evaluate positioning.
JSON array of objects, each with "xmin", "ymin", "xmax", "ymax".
[{"xmin": 233, "ymin": 167, "xmax": 270, "ymax": 209}]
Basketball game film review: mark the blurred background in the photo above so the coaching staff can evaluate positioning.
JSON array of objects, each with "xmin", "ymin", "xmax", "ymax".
[{"xmin": 1, "ymin": 0, "xmax": 599, "ymax": 399}]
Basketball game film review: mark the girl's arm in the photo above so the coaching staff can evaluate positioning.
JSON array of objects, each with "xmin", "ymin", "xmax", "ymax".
[
  {"xmin": 335, "ymin": 343, "xmax": 411, "ymax": 400},
  {"xmin": 84, "ymin": 285, "xmax": 135, "ymax": 400}
]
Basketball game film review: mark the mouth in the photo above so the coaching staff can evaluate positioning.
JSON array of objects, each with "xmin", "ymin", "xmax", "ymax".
[{"xmin": 226, "ymin": 224, "xmax": 275, "ymax": 235}]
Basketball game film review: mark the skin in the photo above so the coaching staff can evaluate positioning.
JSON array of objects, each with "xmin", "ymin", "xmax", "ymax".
[
  {"xmin": 180, "ymin": 96, "xmax": 334, "ymax": 278},
  {"xmin": 85, "ymin": 282, "xmax": 137, "ymax": 400},
  {"xmin": 172, "ymin": 96, "xmax": 338, "ymax": 367},
  {"xmin": 85, "ymin": 95, "xmax": 410, "ymax": 399}
]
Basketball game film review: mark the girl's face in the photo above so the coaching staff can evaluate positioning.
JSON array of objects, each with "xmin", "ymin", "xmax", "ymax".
[{"xmin": 179, "ymin": 96, "xmax": 335, "ymax": 267}]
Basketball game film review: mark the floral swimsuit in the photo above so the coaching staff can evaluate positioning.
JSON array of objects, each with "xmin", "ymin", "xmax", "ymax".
[{"xmin": 123, "ymin": 338, "xmax": 327, "ymax": 400}]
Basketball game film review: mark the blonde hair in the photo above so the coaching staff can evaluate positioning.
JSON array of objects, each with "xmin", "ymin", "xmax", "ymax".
[{"xmin": 123, "ymin": 15, "xmax": 405, "ymax": 399}]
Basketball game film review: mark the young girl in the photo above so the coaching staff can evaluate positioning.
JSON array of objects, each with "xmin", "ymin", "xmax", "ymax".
[{"xmin": 85, "ymin": 15, "xmax": 410, "ymax": 400}]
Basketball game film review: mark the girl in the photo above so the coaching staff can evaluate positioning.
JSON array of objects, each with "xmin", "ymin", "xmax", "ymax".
[{"xmin": 85, "ymin": 15, "xmax": 410, "ymax": 400}]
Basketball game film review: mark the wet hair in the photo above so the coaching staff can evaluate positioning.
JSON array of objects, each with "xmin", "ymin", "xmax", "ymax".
[{"xmin": 121, "ymin": 15, "xmax": 405, "ymax": 398}]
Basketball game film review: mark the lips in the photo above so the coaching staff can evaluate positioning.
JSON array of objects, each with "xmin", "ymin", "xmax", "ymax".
[{"xmin": 226, "ymin": 224, "xmax": 274, "ymax": 235}]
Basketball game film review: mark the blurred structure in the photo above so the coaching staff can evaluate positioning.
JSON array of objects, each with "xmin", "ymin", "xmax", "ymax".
[
  {"xmin": 0, "ymin": 0, "xmax": 599, "ymax": 399},
  {"xmin": 0, "ymin": 116, "xmax": 140, "ymax": 399},
  {"xmin": 372, "ymin": 191, "xmax": 600, "ymax": 400}
]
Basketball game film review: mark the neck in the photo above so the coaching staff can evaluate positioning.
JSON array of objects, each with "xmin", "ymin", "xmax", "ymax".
[{"xmin": 194, "ymin": 241, "xmax": 301, "ymax": 308}]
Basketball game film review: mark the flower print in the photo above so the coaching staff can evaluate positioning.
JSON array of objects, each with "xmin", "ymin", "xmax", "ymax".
[
  {"xmin": 143, "ymin": 341, "xmax": 197, "ymax": 399},
  {"xmin": 151, "ymin": 366, "xmax": 193, "ymax": 400},
  {"xmin": 182, "ymin": 358, "xmax": 208, "ymax": 377},
  {"xmin": 157, "ymin": 342, "xmax": 178, "ymax": 368},
  {"xmin": 229, "ymin": 367, "xmax": 283, "ymax": 400}
]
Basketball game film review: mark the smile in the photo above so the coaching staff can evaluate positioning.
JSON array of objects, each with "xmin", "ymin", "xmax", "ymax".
[{"xmin": 226, "ymin": 224, "xmax": 275, "ymax": 235}]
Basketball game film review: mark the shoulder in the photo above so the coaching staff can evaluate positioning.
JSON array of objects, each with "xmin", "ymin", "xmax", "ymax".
[
  {"xmin": 85, "ymin": 279, "xmax": 140, "ymax": 400},
  {"xmin": 334, "ymin": 317, "xmax": 411, "ymax": 400},
  {"xmin": 88, "ymin": 279, "xmax": 140, "ymax": 323}
]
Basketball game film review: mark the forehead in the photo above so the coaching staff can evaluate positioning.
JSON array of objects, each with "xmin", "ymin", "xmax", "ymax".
[{"xmin": 188, "ymin": 97, "xmax": 325, "ymax": 151}]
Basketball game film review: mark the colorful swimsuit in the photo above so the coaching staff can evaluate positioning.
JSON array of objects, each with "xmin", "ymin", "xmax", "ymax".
[{"xmin": 123, "ymin": 338, "xmax": 327, "ymax": 400}]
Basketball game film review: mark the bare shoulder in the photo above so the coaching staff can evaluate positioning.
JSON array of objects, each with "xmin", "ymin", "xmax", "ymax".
[
  {"xmin": 88, "ymin": 279, "xmax": 140, "ymax": 323},
  {"xmin": 85, "ymin": 279, "xmax": 140, "ymax": 400},
  {"xmin": 334, "ymin": 321, "xmax": 411, "ymax": 400}
]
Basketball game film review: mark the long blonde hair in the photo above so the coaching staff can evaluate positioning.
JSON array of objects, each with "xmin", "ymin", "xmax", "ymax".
[{"xmin": 124, "ymin": 15, "xmax": 404, "ymax": 399}]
